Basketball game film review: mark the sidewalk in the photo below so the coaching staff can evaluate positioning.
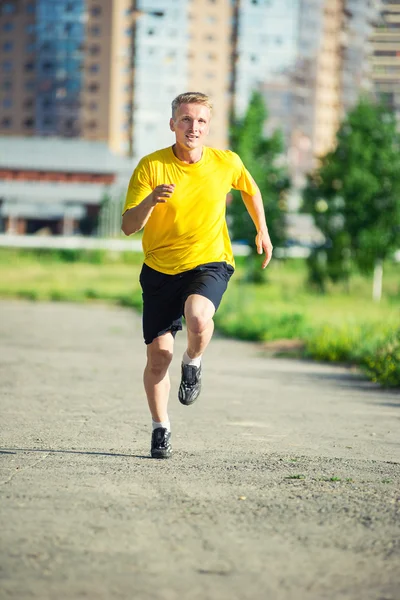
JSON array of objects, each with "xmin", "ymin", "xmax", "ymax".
[{"xmin": 1, "ymin": 300, "xmax": 399, "ymax": 600}]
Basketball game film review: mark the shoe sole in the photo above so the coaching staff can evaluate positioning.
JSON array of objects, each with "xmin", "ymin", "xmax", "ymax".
[{"xmin": 151, "ymin": 449, "xmax": 172, "ymax": 459}]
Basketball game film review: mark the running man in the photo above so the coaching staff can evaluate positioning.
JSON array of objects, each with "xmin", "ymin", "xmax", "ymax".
[{"xmin": 122, "ymin": 92, "xmax": 272, "ymax": 458}]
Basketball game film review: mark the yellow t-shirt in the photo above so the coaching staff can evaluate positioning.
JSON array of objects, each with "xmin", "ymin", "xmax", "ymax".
[{"xmin": 122, "ymin": 146, "xmax": 257, "ymax": 274}]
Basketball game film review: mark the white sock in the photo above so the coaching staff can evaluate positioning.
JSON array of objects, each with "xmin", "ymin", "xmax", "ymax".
[
  {"xmin": 182, "ymin": 350, "xmax": 202, "ymax": 368},
  {"xmin": 152, "ymin": 419, "xmax": 170, "ymax": 431}
]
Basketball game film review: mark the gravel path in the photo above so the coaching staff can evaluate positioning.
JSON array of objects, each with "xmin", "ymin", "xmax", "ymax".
[{"xmin": 0, "ymin": 300, "xmax": 399, "ymax": 600}]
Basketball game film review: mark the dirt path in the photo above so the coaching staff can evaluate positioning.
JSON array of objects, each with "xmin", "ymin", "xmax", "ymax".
[{"xmin": 0, "ymin": 300, "xmax": 399, "ymax": 600}]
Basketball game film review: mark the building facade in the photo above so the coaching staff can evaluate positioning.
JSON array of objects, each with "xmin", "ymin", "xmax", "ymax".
[
  {"xmin": 370, "ymin": 0, "xmax": 400, "ymax": 120},
  {"xmin": 0, "ymin": 0, "xmax": 235, "ymax": 159},
  {"xmin": 289, "ymin": 0, "xmax": 378, "ymax": 186},
  {"xmin": 234, "ymin": 0, "xmax": 299, "ymax": 118}
]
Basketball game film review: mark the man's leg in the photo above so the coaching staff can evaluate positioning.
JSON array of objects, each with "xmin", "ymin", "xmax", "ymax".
[
  {"xmin": 178, "ymin": 294, "xmax": 215, "ymax": 405},
  {"xmin": 143, "ymin": 331, "xmax": 174, "ymax": 422},
  {"xmin": 144, "ymin": 332, "xmax": 174, "ymax": 458},
  {"xmin": 184, "ymin": 293, "xmax": 215, "ymax": 358}
]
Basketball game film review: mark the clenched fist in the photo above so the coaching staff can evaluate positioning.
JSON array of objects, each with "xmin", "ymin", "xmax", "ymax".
[{"xmin": 150, "ymin": 184, "xmax": 175, "ymax": 205}]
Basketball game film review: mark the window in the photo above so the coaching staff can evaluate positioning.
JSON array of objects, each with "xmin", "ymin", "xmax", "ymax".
[
  {"xmin": 3, "ymin": 98, "xmax": 12, "ymax": 109},
  {"xmin": 2, "ymin": 61, "xmax": 12, "ymax": 73},
  {"xmin": 88, "ymin": 82, "xmax": 99, "ymax": 92},
  {"xmin": 42, "ymin": 61, "xmax": 55, "ymax": 72},
  {"xmin": 90, "ymin": 26, "xmax": 101, "ymax": 36},
  {"xmin": 88, "ymin": 101, "xmax": 97, "ymax": 110},
  {"xmin": 1, "ymin": 117, "xmax": 12, "ymax": 127},
  {"xmin": 89, "ymin": 45, "xmax": 100, "ymax": 55},
  {"xmin": 3, "ymin": 22, "xmax": 14, "ymax": 32},
  {"xmin": 2, "ymin": 81, "xmax": 12, "ymax": 90},
  {"xmin": 91, "ymin": 6, "xmax": 101, "ymax": 16},
  {"xmin": 88, "ymin": 64, "xmax": 99, "ymax": 73},
  {"xmin": 23, "ymin": 117, "xmax": 35, "ymax": 128},
  {"xmin": 26, "ymin": 42, "xmax": 35, "ymax": 53},
  {"xmin": 26, "ymin": 2, "xmax": 35, "ymax": 13},
  {"xmin": 25, "ymin": 24, "xmax": 35, "ymax": 34},
  {"xmin": 43, "ymin": 117, "xmax": 54, "ymax": 126},
  {"xmin": 2, "ymin": 42, "xmax": 13, "ymax": 52},
  {"xmin": 24, "ymin": 98, "xmax": 34, "ymax": 109},
  {"xmin": 1, "ymin": 3, "xmax": 16, "ymax": 15},
  {"xmin": 24, "ymin": 80, "xmax": 35, "ymax": 91},
  {"xmin": 87, "ymin": 120, "xmax": 97, "ymax": 129}
]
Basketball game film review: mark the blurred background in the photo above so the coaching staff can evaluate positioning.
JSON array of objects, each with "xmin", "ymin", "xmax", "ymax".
[{"xmin": 0, "ymin": 0, "xmax": 399, "ymax": 386}]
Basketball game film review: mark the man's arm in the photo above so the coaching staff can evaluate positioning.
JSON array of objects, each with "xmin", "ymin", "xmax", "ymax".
[
  {"xmin": 240, "ymin": 183, "xmax": 273, "ymax": 269},
  {"xmin": 121, "ymin": 184, "xmax": 175, "ymax": 236}
]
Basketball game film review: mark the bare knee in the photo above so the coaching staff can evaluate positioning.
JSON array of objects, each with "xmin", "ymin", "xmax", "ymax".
[
  {"xmin": 146, "ymin": 347, "xmax": 173, "ymax": 377},
  {"xmin": 186, "ymin": 314, "xmax": 211, "ymax": 336}
]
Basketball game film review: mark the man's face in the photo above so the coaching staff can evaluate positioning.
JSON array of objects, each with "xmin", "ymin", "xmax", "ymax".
[{"xmin": 169, "ymin": 103, "xmax": 211, "ymax": 150}]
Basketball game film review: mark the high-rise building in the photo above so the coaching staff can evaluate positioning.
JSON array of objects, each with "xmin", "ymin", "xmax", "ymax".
[
  {"xmin": 0, "ymin": 0, "xmax": 136, "ymax": 154},
  {"xmin": 233, "ymin": 0, "xmax": 299, "ymax": 118},
  {"xmin": 370, "ymin": 0, "xmax": 400, "ymax": 120},
  {"xmin": 289, "ymin": 0, "xmax": 377, "ymax": 185},
  {"xmin": 0, "ymin": 0, "xmax": 235, "ymax": 159},
  {"xmin": 187, "ymin": 0, "xmax": 233, "ymax": 149},
  {"xmin": 131, "ymin": 0, "xmax": 188, "ymax": 157}
]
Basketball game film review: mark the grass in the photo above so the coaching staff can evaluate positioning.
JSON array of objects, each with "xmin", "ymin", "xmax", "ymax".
[{"xmin": 0, "ymin": 248, "xmax": 399, "ymax": 386}]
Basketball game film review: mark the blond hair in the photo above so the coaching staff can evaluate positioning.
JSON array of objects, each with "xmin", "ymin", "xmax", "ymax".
[{"xmin": 171, "ymin": 92, "xmax": 213, "ymax": 119}]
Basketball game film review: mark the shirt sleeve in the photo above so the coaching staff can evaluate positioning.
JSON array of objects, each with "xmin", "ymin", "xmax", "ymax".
[
  {"xmin": 230, "ymin": 151, "xmax": 258, "ymax": 196},
  {"xmin": 122, "ymin": 157, "xmax": 153, "ymax": 215}
]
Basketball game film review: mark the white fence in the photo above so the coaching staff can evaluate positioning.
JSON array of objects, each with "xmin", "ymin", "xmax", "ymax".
[{"xmin": 0, "ymin": 234, "xmax": 252, "ymax": 256}]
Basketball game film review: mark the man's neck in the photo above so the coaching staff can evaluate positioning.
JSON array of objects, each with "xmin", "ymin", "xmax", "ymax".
[{"xmin": 172, "ymin": 144, "xmax": 203, "ymax": 164}]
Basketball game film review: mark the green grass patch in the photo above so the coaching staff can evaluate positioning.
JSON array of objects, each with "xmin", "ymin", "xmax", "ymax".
[{"xmin": 0, "ymin": 248, "xmax": 399, "ymax": 387}]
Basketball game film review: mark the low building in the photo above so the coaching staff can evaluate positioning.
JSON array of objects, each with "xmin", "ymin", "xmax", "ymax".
[{"xmin": 0, "ymin": 137, "xmax": 132, "ymax": 235}]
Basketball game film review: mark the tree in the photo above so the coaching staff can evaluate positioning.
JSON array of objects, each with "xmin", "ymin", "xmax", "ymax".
[
  {"xmin": 228, "ymin": 91, "xmax": 289, "ymax": 281},
  {"xmin": 303, "ymin": 97, "xmax": 400, "ymax": 300}
]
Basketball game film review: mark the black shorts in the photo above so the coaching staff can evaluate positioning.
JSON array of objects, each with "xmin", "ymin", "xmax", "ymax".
[{"xmin": 139, "ymin": 261, "xmax": 234, "ymax": 345}]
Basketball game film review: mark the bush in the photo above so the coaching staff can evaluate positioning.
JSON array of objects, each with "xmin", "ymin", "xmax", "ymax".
[
  {"xmin": 214, "ymin": 309, "xmax": 306, "ymax": 342},
  {"xmin": 304, "ymin": 322, "xmax": 394, "ymax": 364},
  {"xmin": 362, "ymin": 328, "xmax": 400, "ymax": 388}
]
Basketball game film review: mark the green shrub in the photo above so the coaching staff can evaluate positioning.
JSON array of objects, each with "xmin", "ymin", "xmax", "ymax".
[
  {"xmin": 305, "ymin": 322, "xmax": 394, "ymax": 364},
  {"xmin": 362, "ymin": 328, "xmax": 400, "ymax": 388},
  {"xmin": 214, "ymin": 309, "xmax": 306, "ymax": 342}
]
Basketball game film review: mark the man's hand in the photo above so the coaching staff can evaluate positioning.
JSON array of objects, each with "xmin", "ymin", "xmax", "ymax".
[
  {"xmin": 150, "ymin": 184, "xmax": 175, "ymax": 205},
  {"xmin": 255, "ymin": 229, "xmax": 273, "ymax": 269}
]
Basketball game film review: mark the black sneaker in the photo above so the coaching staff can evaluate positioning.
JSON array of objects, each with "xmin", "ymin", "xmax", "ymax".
[
  {"xmin": 151, "ymin": 427, "xmax": 172, "ymax": 459},
  {"xmin": 178, "ymin": 362, "xmax": 202, "ymax": 406}
]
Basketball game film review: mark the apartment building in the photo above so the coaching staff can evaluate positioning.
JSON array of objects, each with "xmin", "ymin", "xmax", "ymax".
[
  {"xmin": 370, "ymin": 0, "xmax": 400, "ymax": 120},
  {"xmin": 290, "ymin": 0, "xmax": 377, "ymax": 184},
  {"xmin": 0, "ymin": 0, "xmax": 133, "ymax": 154},
  {"xmin": 0, "ymin": 0, "xmax": 235, "ymax": 158},
  {"xmin": 234, "ymin": 0, "xmax": 299, "ymax": 118},
  {"xmin": 187, "ymin": 0, "xmax": 233, "ymax": 149}
]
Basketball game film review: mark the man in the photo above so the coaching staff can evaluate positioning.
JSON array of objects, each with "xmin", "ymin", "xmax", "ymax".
[{"xmin": 122, "ymin": 92, "xmax": 272, "ymax": 459}]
